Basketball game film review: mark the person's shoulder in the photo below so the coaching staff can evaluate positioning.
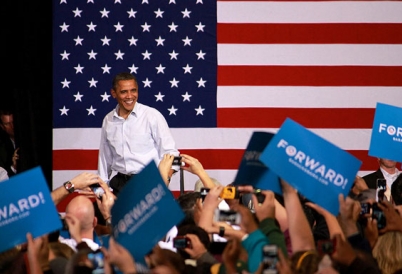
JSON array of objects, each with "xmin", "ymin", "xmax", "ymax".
[
  {"xmin": 362, "ymin": 169, "xmax": 383, "ymax": 189},
  {"xmin": 362, "ymin": 169, "xmax": 382, "ymax": 179},
  {"xmin": 138, "ymin": 102, "xmax": 163, "ymax": 115},
  {"xmin": 102, "ymin": 107, "xmax": 117, "ymax": 121}
]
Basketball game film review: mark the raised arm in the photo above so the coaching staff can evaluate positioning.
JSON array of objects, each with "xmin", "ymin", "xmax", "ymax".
[{"xmin": 281, "ymin": 179, "xmax": 315, "ymax": 252}]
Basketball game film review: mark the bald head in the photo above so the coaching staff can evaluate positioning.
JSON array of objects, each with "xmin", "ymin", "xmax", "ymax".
[{"xmin": 65, "ymin": 195, "xmax": 96, "ymax": 232}]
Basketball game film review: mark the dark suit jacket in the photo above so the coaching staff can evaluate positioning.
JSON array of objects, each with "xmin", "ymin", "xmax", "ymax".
[
  {"xmin": 362, "ymin": 169, "xmax": 384, "ymax": 190},
  {"xmin": 0, "ymin": 130, "xmax": 16, "ymax": 177}
]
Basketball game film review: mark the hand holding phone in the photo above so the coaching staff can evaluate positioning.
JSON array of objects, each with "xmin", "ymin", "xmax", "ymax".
[
  {"xmin": 90, "ymin": 183, "xmax": 105, "ymax": 199},
  {"xmin": 372, "ymin": 202, "xmax": 387, "ymax": 229}
]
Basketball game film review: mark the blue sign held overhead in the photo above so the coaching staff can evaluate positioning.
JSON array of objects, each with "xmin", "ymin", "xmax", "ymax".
[
  {"xmin": 369, "ymin": 102, "xmax": 402, "ymax": 162},
  {"xmin": 111, "ymin": 161, "xmax": 185, "ymax": 262},
  {"xmin": 233, "ymin": 131, "xmax": 281, "ymax": 195},
  {"xmin": 0, "ymin": 166, "xmax": 62, "ymax": 253},
  {"xmin": 260, "ymin": 118, "xmax": 362, "ymax": 216}
]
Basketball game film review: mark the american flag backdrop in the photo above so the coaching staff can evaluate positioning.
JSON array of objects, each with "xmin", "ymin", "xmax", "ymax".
[{"xmin": 53, "ymin": 0, "xmax": 402, "ymax": 194}]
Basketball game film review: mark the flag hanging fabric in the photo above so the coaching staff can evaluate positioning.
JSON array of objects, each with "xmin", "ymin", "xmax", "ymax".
[{"xmin": 53, "ymin": 0, "xmax": 402, "ymax": 194}]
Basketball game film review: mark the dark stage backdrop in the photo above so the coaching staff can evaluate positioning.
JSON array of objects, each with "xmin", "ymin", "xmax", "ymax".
[{"xmin": 3, "ymin": 1, "xmax": 53, "ymax": 188}]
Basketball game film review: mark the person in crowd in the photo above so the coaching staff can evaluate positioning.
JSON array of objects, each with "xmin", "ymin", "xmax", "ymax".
[
  {"xmin": 7, "ymin": 151, "xmax": 402, "ymax": 274},
  {"xmin": 372, "ymin": 231, "xmax": 402, "ymax": 274},
  {"xmin": 60, "ymin": 195, "xmax": 102, "ymax": 252},
  {"xmin": 362, "ymin": 158, "xmax": 400, "ymax": 202},
  {"xmin": 0, "ymin": 109, "xmax": 19, "ymax": 178},
  {"xmin": 97, "ymin": 72, "xmax": 180, "ymax": 196}
]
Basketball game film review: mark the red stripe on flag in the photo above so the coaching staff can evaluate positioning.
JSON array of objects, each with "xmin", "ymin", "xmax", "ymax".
[
  {"xmin": 53, "ymin": 149, "xmax": 377, "ymax": 171},
  {"xmin": 217, "ymin": 108, "xmax": 375, "ymax": 128},
  {"xmin": 218, "ymin": 23, "xmax": 402, "ymax": 44},
  {"xmin": 53, "ymin": 150, "xmax": 99, "ymax": 170},
  {"xmin": 218, "ymin": 66, "xmax": 402, "ymax": 86}
]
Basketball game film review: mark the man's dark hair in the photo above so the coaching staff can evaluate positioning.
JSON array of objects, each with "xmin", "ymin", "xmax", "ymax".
[
  {"xmin": 112, "ymin": 72, "xmax": 137, "ymax": 90},
  {"xmin": 176, "ymin": 191, "xmax": 201, "ymax": 227}
]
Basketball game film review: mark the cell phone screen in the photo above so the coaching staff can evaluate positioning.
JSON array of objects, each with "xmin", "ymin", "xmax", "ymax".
[
  {"xmin": 372, "ymin": 203, "xmax": 386, "ymax": 229},
  {"xmin": 376, "ymin": 179, "xmax": 386, "ymax": 190},
  {"xmin": 87, "ymin": 250, "xmax": 105, "ymax": 274},
  {"xmin": 173, "ymin": 236, "xmax": 191, "ymax": 249},
  {"xmin": 360, "ymin": 203, "xmax": 371, "ymax": 215},
  {"xmin": 90, "ymin": 184, "xmax": 105, "ymax": 198},
  {"xmin": 213, "ymin": 208, "xmax": 241, "ymax": 225},
  {"xmin": 262, "ymin": 244, "xmax": 278, "ymax": 271}
]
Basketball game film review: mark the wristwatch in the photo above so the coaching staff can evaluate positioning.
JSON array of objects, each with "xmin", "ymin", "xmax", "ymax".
[{"xmin": 63, "ymin": 181, "xmax": 75, "ymax": 193}]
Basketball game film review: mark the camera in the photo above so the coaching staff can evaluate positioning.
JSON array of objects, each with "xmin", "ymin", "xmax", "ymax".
[
  {"xmin": 254, "ymin": 189, "xmax": 266, "ymax": 204},
  {"xmin": 173, "ymin": 236, "xmax": 191, "ymax": 249},
  {"xmin": 262, "ymin": 244, "xmax": 278, "ymax": 273},
  {"xmin": 200, "ymin": 187, "xmax": 210, "ymax": 202},
  {"xmin": 214, "ymin": 208, "xmax": 241, "ymax": 225},
  {"xmin": 219, "ymin": 186, "xmax": 240, "ymax": 199},
  {"xmin": 172, "ymin": 156, "xmax": 184, "ymax": 166},
  {"xmin": 317, "ymin": 239, "xmax": 336, "ymax": 255},
  {"xmin": 372, "ymin": 203, "xmax": 386, "ymax": 229},
  {"xmin": 87, "ymin": 249, "xmax": 105, "ymax": 274}
]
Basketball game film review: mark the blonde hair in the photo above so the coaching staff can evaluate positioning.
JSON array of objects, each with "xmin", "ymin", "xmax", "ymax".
[
  {"xmin": 372, "ymin": 231, "xmax": 402, "ymax": 274},
  {"xmin": 194, "ymin": 177, "xmax": 221, "ymax": 192}
]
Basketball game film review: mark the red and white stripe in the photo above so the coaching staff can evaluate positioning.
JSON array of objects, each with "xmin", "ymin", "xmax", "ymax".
[{"xmin": 53, "ymin": 1, "xmax": 402, "ymax": 195}]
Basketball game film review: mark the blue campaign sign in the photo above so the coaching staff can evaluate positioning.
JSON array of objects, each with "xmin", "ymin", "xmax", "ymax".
[
  {"xmin": 260, "ymin": 118, "xmax": 362, "ymax": 215},
  {"xmin": 0, "ymin": 166, "xmax": 62, "ymax": 253},
  {"xmin": 369, "ymin": 102, "xmax": 402, "ymax": 162},
  {"xmin": 232, "ymin": 131, "xmax": 282, "ymax": 195},
  {"xmin": 111, "ymin": 161, "xmax": 184, "ymax": 261}
]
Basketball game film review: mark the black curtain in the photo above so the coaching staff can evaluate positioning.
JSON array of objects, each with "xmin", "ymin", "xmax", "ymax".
[{"xmin": 3, "ymin": 1, "xmax": 53, "ymax": 188}]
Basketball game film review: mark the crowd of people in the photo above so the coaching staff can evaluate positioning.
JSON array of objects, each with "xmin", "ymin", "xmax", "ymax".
[
  {"xmin": 0, "ymin": 72, "xmax": 401, "ymax": 274},
  {"xmin": 0, "ymin": 153, "xmax": 401, "ymax": 274}
]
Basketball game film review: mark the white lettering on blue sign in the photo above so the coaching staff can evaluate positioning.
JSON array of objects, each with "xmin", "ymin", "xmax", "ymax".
[
  {"xmin": 277, "ymin": 139, "xmax": 348, "ymax": 189},
  {"xmin": 379, "ymin": 123, "xmax": 402, "ymax": 137},
  {"xmin": 0, "ymin": 192, "xmax": 45, "ymax": 221},
  {"xmin": 114, "ymin": 184, "xmax": 166, "ymax": 238}
]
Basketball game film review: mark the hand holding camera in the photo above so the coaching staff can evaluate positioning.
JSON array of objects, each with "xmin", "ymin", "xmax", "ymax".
[
  {"xmin": 372, "ymin": 202, "xmax": 387, "ymax": 230},
  {"xmin": 372, "ymin": 200, "xmax": 402, "ymax": 233},
  {"xmin": 252, "ymin": 190, "xmax": 276, "ymax": 222},
  {"xmin": 180, "ymin": 234, "xmax": 209, "ymax": 259},
  {"xmin": 173, "ymin": 236, "xmax": 192, "ymax": 249},
  {"xmin": 219, "ymin": 186, "xmax": 240, "ymax": 199}
]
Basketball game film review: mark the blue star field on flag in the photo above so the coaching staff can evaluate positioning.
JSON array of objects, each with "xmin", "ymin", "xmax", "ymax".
[{"xmin": 53, "ymin": 0, "xmax": 217, "ymax": 128}]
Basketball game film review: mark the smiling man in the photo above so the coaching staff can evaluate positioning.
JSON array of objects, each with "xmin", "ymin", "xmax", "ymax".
[{"xmin": 98, "ymin": 72, "xmax": 180, "ymax": 196}]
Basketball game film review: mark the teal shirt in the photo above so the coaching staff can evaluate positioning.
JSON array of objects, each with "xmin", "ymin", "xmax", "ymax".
[{"xmin": 241, "ymin": 229, "xmax": 269, "ymax": 273}]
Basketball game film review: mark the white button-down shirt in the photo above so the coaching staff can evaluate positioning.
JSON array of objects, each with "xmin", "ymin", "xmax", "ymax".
[{"xmin": 98, "ymin": 102, "xmax": 179, "ymax": 182}]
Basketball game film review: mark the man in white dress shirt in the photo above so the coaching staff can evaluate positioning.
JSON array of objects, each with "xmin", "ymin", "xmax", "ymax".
[{"xmin": 98, "ymin": 72, "xmax": 180, "ymax": 196}]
